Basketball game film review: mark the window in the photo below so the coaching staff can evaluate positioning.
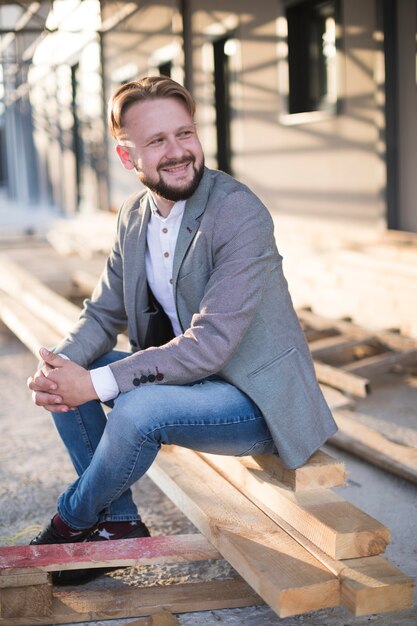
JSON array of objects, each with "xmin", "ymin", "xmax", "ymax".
[{"xmin": 282, "ymin": 0, "xmax": 338, "ymax": 118}]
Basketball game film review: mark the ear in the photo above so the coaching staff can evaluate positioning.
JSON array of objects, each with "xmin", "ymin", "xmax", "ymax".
[{"xmin": 116, "ymin": 144, "xmax": 136, "ymax": 171}]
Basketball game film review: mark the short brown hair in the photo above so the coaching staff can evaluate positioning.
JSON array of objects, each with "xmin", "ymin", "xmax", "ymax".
[{"xmin": 108, "ymin": 76, "xmax": 196, "ymax": 139}]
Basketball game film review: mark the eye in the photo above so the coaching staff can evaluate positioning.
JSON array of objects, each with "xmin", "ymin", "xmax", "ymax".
[
  {"xmin": 178, "ymin": 130, "xmax": 194, "ymax": 139},
  {"xmin": 149, "ymin": 137, "xmax": 164, "ymax": 146}
]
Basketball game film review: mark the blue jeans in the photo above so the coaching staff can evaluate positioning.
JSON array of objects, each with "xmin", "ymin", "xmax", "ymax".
[{"xmin": 52, "ymin": 351, "xmax": 275, "ymax": 530}]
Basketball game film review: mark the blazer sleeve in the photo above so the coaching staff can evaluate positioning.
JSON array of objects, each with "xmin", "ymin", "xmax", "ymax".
[{"xmin": 109, "ymin": 189, "xmax": 279, "ymax": 392}]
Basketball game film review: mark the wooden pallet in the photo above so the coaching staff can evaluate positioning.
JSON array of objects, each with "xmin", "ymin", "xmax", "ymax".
[
  {"xmin": 299, "ymin": 308, "xmax": 417, "ymax": 397},
  {"xmin": 0, "ymin": 256, "xmax": 414, "ymax": 623}
]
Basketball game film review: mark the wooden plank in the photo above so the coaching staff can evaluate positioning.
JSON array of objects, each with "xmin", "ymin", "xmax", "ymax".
[
  {"xmin": 309, "ymin": 334, "xmax": 373, "ymax": 361},
  {"xmin": 313, "ymin": 360, "xmax": 370, "ymax": 397},
  {"xmin": 331, "ymin": 410, "xmax": 417, "ymax": 484},
  {"xmin": 0, "ymin": 569, "xmax": 48, "ymax": 589},
  {"xmin": 197, "ymin": 456, "xmax": 412, "ymax": 616},
  {"xmin": 298, "ymin": 308, "xmax": 417, "ymax": 353},
  {"xmin": 200, "ymin": 453, "xmax": 389, "ymax": 560},
  {"xmin": 249, "ymin": 449, "xmax": 346, "ymax": 491},
  {"xmin": 0, "ymin": 293, "xmax": 62, "ymax": 355},
  {"xmin": 0, "ymin": 256, "xmax": 80, "ymax": 337},
  {"xmin": 343, "ymin": 349, "xmax": 417, "ymax": 377},
  {"xmin": 320, "ymin": 383, "xmax": 355, "ymax": 411},
  {"xmin": 0, "ymin": 578, "xmax": 262, "ymax": 626},
  {"xmin": 0, "ymin": 583, "xmax": 52, "ymax": 619},
  {"xmin": 148, "ymin": 446, "xmax": 340, "ymax": 618},
  {"xmin": 340, "ymin": 556, "xmax": 414, "ymax": 616},
  {"xmin": 0, "ymin": 535, "xmax": 220, "ymax": 573}
]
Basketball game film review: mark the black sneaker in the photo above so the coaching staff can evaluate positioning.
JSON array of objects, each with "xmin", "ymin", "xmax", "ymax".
[
  {"xmin": 51, "ymin": 521, "xmax": 151, "ymax": 586},
  {"xmin": 30, "ymin": 519, "xmax": 95, "ymax": 545}
]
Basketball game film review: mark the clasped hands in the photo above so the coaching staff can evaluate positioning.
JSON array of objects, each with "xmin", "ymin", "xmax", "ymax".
[{"xmin": 27, "ymin": 348, "xmax": 98, "ymax": 412}]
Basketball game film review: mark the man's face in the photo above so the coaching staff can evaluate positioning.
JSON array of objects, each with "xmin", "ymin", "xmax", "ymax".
[{"xmin": 116, "ymin": 97, "xmax": 204, "ymax": 203}]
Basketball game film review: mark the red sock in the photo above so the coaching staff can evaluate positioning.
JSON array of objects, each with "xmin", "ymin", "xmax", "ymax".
[
  {"xmin": 52, "ymin": 513, "xmax": 90, "ymax": 539},
  {"xmin": 94, "ymin": 520, "xmax": 140, "ymax": 540}
]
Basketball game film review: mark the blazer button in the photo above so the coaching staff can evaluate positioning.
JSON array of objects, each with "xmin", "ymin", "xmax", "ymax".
[
  {"xmin": 140, "ymin": 375, "xmax": 148, "ymax": 384},
  {"xmin": 133, "ymin": 378, "xmax": 140, "ymax": 386},
  {"xmin": 148, "ymin": 374, "xmax": 156, "ymax": 383},
  {"xmin": 156, "ymin": 373, "xmax": 164, "ymax": 381}
]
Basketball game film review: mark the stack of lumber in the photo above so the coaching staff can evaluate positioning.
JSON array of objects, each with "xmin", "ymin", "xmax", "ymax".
[{"xmin": 0, "ymin": 255, "xmax": 414, "ymax": 624}]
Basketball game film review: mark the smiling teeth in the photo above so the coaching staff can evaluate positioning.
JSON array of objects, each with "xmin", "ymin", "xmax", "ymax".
[{"xmin": 164, "ymin": 162, "xmax": 189, "ymax": 172}]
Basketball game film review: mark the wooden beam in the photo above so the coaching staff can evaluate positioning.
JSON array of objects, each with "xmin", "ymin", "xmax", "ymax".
[
  {"xmin": 148, "ymin": 446, "xmax": 340, "ymax": 618},
  {"xmin": 309, "ymin": 334, "xmax": 373, "ymax": 360},
  {"xmin": 0, "ymin": 293, "xmax": 62, "ymax": 356},
  {"xmin": 197, "ymin": 455, "xmax": 413, "ymax": 616},
  {"xmin": 343, "ymin": 349, "xmax": 417, "ymax": 377},
  {"xmin": 249, "ymin": 449, "xmax": 346, "ymax": 491},
  {"xmin": 0, "ymin": 569, "xmax": 52, "ymax": 619},
  {"xmin": 331, "ymin": 410, "xmax": 417, "ymax": 484},
  {"xmin": 313, "ymin": 360, "xmax": 370, "ymax": 397},
  {"xmin": 340, "ymin": 556, "xmax": 414, "ymax": 616},
  {"xmin": 0, "ymin": 583, "xmax": 52, "ymax": 620},
  {"xmin": 200, "ymin": 453, "xmax": 389, "ymax": 560},
  {"xmin": 298, "ymin": 308, "xmax": 417, "ymax": 353},
  {"xmin": 0, "ymin": 535, "xmax": 220, "ymax": 574},
  {"xmin": 0, "ymin": 578, "xmax": 261, "ymax": 626},
  {"xmin": 0, "ymin": 256, "xmax": 80, "ymax": 337}
]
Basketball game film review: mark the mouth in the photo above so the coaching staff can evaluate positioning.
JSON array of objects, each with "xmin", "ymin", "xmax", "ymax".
[{"xmin": 159, "ymin": 160, "xmax": 193, "ymax": 176}]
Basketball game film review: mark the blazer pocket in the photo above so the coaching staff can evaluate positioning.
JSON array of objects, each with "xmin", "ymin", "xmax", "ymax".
[{"xmin": 248, "ymin": 347, "xmax": 296, "ymax": 379}]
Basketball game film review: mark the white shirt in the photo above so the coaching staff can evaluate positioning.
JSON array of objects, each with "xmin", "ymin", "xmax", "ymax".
[{"xmin": 88, "ymin": 196, "xmax": 185, "ymax": 402}]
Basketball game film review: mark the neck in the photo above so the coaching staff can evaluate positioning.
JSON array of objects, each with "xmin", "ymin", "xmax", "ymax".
[{"xmin": 150, "ymin": 192, "xmax": 175, "ymax": 218}]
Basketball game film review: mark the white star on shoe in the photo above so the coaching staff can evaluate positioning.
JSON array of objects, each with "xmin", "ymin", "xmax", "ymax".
[{"xmin": 97, "ymin": 528, "xmax": 115, "ymax": 540}]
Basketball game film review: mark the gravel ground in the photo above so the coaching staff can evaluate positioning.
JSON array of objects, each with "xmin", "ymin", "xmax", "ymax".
[{"xmin": 0, "ymin": 322, "xmax": 416, "ymax": 626}]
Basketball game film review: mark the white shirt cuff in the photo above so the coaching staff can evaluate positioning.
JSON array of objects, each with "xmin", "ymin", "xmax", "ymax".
[{"xmin": 90, "ymin": 365, "xmax": 120, "ymax": 402}]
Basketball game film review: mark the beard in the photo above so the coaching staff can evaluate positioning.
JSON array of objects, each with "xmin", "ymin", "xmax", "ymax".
[{"xmin": 138, "ymin": 157, "xmax": 205, "ymax": 202}]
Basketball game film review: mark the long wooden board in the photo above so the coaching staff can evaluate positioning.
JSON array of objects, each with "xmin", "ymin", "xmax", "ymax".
[
  {"xmin": 313, "ymin": 360, "xmax": 370, "ymax": 397},
  {"xmin": 0, "ymin": 578, "xmax": 261, "ymax": 626},
  {"xmin": 0, "ymin": 535, "xmax": 220, "ymax": 574},
  {"xmin": 251, "ymin": 449, "xmax": 346, "ymax": 491},
  {"xmin": 0, "ymin": 293, "xmax": 62, "ymax": 356},
  {"xmin": 200, "ymin": 453, "xmax": 389, "ymax": 560},
  {"xmin": 197, "ymin": 453, "xmax": 413, "ymax": 615},
  {"xmin": 0, "ymin": 256, "xmax": 80, "ymax": 337},
  {"xmin": 331, "ymin": 410, "xmax": 417, "ymax": 484},
  {"xmin": 147, "ymin": 446, "xmax": 340, "ymax": 618}
]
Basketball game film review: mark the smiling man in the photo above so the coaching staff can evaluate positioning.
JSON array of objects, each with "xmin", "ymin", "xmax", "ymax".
[{"xmin": 27, "ymin": 76, "xmax": 337, "ymax": 584}]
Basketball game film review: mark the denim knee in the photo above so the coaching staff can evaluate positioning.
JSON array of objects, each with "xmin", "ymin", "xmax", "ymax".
[{"xmin": 108, "ymin": 387, "xmax": 163, "ymax": 441}]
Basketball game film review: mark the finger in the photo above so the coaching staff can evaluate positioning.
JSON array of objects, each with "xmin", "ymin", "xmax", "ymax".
[
  {"xmin": 43, "ymin": 404, "xmax": 72, "ymax": 412},
  {"xmin": 32, "ymin": 391, "xmax": 63, "ymax": 406},
  {"xmin": 39, "ymin": 347, "xmax": 67, "ymax": 367},
  {"xmin": 28, "ymin": 375, "xmax": 57, "ymax": 392}
]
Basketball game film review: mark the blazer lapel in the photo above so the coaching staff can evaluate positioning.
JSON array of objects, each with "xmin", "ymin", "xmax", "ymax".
[{"xmin": 172, "ymin": 168, "xmax": 213, "ymax": 284}]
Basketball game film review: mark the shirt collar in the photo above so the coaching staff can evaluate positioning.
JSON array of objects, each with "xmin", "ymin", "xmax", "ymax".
[{"xmin": 148, "ymin": 193, "xmax": 186, "ymax": 219}]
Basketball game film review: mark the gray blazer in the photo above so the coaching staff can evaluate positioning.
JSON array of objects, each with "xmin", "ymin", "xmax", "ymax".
[{"xmin": 56, "ymin": 168, "xmax": 337, "ymax": 468}]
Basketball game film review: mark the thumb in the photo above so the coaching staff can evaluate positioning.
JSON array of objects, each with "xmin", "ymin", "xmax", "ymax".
[{"xmin": 39, "ymin": 347, "xmax": 63, "ymax": 365}]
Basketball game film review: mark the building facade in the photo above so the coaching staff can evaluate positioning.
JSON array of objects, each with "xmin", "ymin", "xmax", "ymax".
[{"xmin": 1, "ymin": 0, "xmax": 416, "ymax": 237}]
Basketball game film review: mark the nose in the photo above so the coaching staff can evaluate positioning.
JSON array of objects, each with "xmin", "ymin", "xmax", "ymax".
[{"xmin": 165, "ymin": 135, "xmax": 185, "ymax": 160}]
